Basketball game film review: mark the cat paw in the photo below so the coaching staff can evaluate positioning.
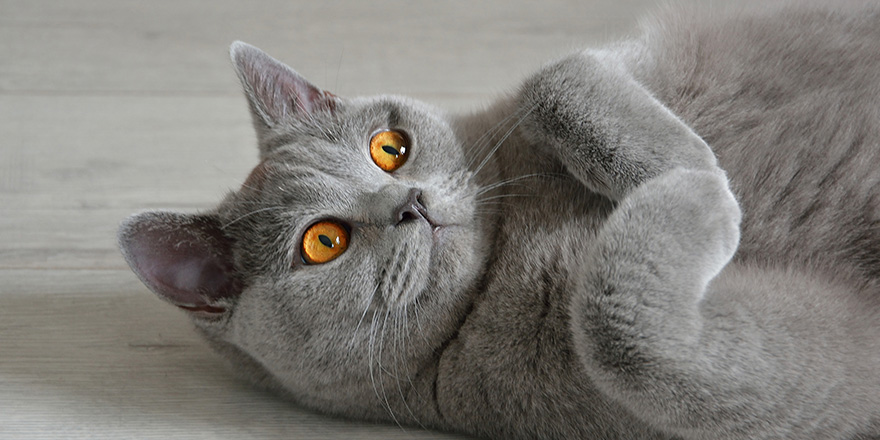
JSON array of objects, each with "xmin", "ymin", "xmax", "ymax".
[
  {"xmin": 518, "ymin": 51, "xmax": 718, "ymax": 200},
  {"xmin": 623, "ymin": 168, "xmax": 742, "ymax": 288}
]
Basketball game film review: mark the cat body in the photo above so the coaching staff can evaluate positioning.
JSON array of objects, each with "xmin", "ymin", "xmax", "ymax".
[{"xmin": 119, "ymin": 2, "xmax": 880, "ymax": 439}]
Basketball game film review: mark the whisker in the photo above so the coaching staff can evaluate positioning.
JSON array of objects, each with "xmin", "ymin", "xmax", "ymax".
[
  {"xmin": 377, "ymin": 309, "xmax": 398, "ymax": 378},
  {"xmin": 394, "ymin": 306, "xmax": 427, "ymax": 430},
  {"xmin": 411, "ymin": 296, "xmax": 427, "ymax": 344},
  {"xmin": 349, "ymin": 284, "xmax": 379, "ymax": 351},
  {"xmin": 368, "ymin": 311, "xmax": 380, "ymax": 403},
  {"xmin": 368, "ymin": 309, "xmax": 401, "ymax": 428},
  {"xmin": 473, "ymin": 203, "xmax": 518, "ymax": 213},
  {"xmin": 376, "ymin": 309, "xmax": 402, "ymax": 428},
  {"xmin": 464, "ymin": 105, "xmax": 530, "ymax": 170},
  {"xmin": 472, "ymin": 103, "xmax": 538, "ymax": 178},
  {"xmin": 471, "ymin": 172, "xmax": 553, "ymax": 198},
  {"xmin": 477, "ymin": 193, "xmax": 536, "ymax": 202}
]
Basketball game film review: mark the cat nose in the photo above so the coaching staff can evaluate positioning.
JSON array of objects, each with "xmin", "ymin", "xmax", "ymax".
[{"xmin": 395, "ymin": 188, "xmax": 429, "ymax": 225}]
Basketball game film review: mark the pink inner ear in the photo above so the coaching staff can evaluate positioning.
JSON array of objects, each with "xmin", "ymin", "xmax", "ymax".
[
  {"xmin": 254, "ymin": 58, "xmax": 332, "ymax": 121},
  {"xmin": 141, "ymin": 248, "xmax": 230, "ymax": 308},
  {"xmin": 119, "ymin": 213, "xmax": 241, "ymax": 315},
  {"xmin": 282, "ymin": 72, "xmax": 324, "ymax": 114},
  {"xmin": 231, "ymin": 41, "xmax": 335, "ymax": 125}
]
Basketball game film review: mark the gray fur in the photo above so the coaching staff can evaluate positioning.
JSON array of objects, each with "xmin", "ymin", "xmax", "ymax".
[{"xmin": 119, "ymin": 3, "xmax": 880, "ymax": 439}]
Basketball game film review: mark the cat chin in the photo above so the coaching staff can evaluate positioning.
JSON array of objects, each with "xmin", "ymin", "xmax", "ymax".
[
  {"xmin": 379, "ymin": 220, "xmax": 479, "ymax": 313},
  {"xmin": 376, "ymin": 219, "xmax": 433, "ymax": 308},
  {"xmin": 432, "ymin": 227, "xmax": 486, "ymax": 289},
  {"xmin": 431, "ymin": 225, "xmax": 450, "ymax": 243}
]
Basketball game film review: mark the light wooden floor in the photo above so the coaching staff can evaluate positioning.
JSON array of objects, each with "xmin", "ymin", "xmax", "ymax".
[{"xmin": 1, "ymin": 1, "xmax": 660, "ymax": 438}]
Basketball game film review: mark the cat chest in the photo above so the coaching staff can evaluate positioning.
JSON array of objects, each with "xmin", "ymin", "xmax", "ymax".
[{"xmin": 436, "ymin": 214, "xmax": 657, "ymax": 438}]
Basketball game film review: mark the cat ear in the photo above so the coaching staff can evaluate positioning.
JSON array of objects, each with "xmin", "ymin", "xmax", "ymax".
[
  {"xmin": 118, "ymin": 211, "xmax": 241, "ymax": 317},
  {"xmin": 229, "ymin": 41, "xmax": 337, "ymax": 131}
]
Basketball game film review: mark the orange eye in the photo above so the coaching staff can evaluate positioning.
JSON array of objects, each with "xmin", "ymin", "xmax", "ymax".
[
  {"xmin": 301, "ymin": 221, "xmax": 349, "ymax": 264},
  {"xmin": 370, "ymin": 130, "xmax": 409, "ymax": 172}
]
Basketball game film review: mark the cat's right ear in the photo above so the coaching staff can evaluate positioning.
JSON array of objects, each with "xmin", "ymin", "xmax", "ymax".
[
  {"xmin": 229, "ymin": 41, "xmax": 337, "ymax": 136},
  {"xmin": 118, "ymin": 211, "xmax": 241, "ymax": 318}
]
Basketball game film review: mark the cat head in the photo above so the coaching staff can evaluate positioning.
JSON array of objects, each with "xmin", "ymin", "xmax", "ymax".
[{"xmin": 118, "ymin": 42, "xmax": 492, "ymax": 417}]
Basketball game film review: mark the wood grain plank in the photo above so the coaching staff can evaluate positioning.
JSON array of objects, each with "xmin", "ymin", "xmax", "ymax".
[{"xmin": 0, "ymin": 0, "xmax": 655, "ymax": 96}]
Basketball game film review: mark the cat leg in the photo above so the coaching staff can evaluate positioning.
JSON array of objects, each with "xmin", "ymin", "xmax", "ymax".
[
  {"xmin": 520, "ymin": 48, "xmax": 880, "ymax": 438},
  {"xmin": 571, "ymin": 168, "xmax": 880, "ymax": 439},
  {"xmin": 520, "ymin": 49, "xmax": 718, "ymax": 200}
]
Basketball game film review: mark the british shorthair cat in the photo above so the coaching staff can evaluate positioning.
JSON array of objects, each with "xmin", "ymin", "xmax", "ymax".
[{"xmin": 119, "ymin": 2, "xmax": 880, "ymax": 439}]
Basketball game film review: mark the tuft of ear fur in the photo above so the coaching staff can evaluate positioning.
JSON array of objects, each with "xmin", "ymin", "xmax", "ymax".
[
  {"xmin": 118, "ymin": 211, "xmax": 241, "ymax": 316},
  {"xmin": 229, "ymin": 41, "xmax": 337, "ymax": 133}
]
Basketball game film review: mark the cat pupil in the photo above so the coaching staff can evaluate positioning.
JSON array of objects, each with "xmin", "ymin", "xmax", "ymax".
[
  {"xmin": 382, "ymin": 145, "xmax": 400, "ymax": 156},
  {"xmin": 318, "ymin": 235, "xmax": 334, "ymax": 248}
]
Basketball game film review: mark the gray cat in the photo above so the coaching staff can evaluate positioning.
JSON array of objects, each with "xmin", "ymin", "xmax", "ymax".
[{"xmin": 118, "ymin": 2, "xmax": 880, "ymax": 439}]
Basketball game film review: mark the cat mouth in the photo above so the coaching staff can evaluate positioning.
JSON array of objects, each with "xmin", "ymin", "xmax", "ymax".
[
  {"xmin": 431, "ymin": 222, "xmax": 465, "ymax": 245},
  {"xmin": 422, "ymin": 212, "xmax": 452, "ymax": 243},
  {"xmin": 393, "ymin": 190, "xmax": 461, "ymax": 244},
  {"xmin": 424, "ymin": 213, "xmax": 441, "ymax": 234},
  {"xmin": 431, "ymin": 224, "xmax": 445, "ymax": 241},
  {"xmin": 411, "ymin": 213, "xmax": 450, "ymax": 245},
  {"xmin": 421, "ymin": 207, "xmax": 464, "ymax": 244},
  {"xmin": 420, "ymin": 217, "xmax": 444, "ymax": 243}
]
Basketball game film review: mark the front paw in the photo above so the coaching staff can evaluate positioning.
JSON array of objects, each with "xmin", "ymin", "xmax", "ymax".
[
  {"xmin": 518, "ymin": 50, "xmax": 718, "ymax": 200},
  {"xmin": 626, "ymin": 168, "xmax": 742, "ymax": 289}
]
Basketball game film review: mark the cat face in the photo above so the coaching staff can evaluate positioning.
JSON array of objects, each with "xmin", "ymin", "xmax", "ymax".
[{"xmin": 118, "ymin": 42, "xmax": 491, "ymax": 414}]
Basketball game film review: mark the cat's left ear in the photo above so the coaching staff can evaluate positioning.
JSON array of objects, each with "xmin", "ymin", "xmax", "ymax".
[
  {"xmin": 230, "ymin": 41, "xmax": 338, "ymax": 136},
  {"xmin": 118, "ymin": 211, "xmax": 241, "ymax": 318}
]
